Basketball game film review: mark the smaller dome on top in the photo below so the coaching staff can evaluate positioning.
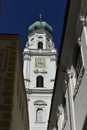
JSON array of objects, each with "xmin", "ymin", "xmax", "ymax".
[{"xmin": 29, "ymin": 21, "xmax": 53, "ymax": 35}]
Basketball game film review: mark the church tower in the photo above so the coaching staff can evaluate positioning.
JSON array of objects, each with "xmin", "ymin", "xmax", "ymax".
[{"xmin": 23, "ymin": 19, "xmax": 57, "ymax": 130}]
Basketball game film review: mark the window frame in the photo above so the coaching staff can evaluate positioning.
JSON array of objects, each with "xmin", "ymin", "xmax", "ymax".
[
  {"xmin": 34, "ymin": 100, "xmax": 47, "ymax": 123},
  {"xmin": 36, "ymin": 76, "xmax": 44, "ymax": 88},
  {"xmin": 38, "ymin": 42, "xmax": 43, "ymax": 49},
  {"xmin": 36, "ymin": 108, "xmax": 43, "ymax": 123}
]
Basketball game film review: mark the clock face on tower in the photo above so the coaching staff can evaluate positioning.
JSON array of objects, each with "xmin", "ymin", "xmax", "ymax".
[{"xmin": 35, "ymin": 58, "xmax": 45, "ymax": 68}]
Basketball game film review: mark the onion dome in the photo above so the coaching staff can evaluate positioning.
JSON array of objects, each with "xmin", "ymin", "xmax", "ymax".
[{"xmin": 29, "ymin": 21, "xmax": 53, "ymax": 35}]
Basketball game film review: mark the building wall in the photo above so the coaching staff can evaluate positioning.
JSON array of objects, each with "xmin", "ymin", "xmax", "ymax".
[
  {"xmin": 0, "ymin": 35, "xmax": 29, "ymax": 130},
  {"xmin": 62, "ymin": 16, "xmax": 87, "ymax": 130},
  {"xmin": 74, "ymin": 23, "xmax": 87, "ymax": 130},
  {"xmin": 25, "ymin": 55, "xmax": 56, "ymax": 89},
  {"xmin": 28, "ymin": 94, "xmax": 52, "ymax": 130},
  {"xmin": 11, "ymin": 45, "xmax": 29, "ymax": 130},
  {"xmin": 23, "ymin": 48, "xmax": 57, "ymax": 130},
  {"xmin": 59, "ymin": 2, "xmax": 87, "ymax": 130},
  {"xmin": 28, "ymin": 33, "xmax": 53, "ymax": 50},
  {"xmin": 47, "ymin": 1, "xmax": 87, "ymax": 130}
]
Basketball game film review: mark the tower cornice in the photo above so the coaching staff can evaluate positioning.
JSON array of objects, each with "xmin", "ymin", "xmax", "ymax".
[
  {"xmin": 26, "ymin": 88, "xmax": 53, "ymax": 94},
  {"xmin": 23, "ymin": 49, "xmax": 57, "ymax": 56}
]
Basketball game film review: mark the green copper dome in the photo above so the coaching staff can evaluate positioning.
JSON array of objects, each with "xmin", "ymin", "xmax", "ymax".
[{"xmin": 29, "ymin": 21, "xmax": 53, "ymax": 35}]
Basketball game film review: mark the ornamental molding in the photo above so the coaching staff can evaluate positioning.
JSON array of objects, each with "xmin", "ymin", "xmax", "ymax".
[
  {"xmin": 57, "ymin": 105, "xmax": 68, "ymax": 130},
  {"xmin": 78, "ymin": 37, "xmax": 82, "ymax": 46},
  {"xmin": 23, "ymin": 54, "xmax": 31, "ymax": 60},
  {"xmin": 34, "ymin": 69, "xmax": 47, "ymax": 74},
  {"xmin": 23, "ymin": 50, "xmax": 57, "ymax": 56},
  {"xmin": 73, "ymin": 66, "xmax": 85, "ymax": 99},
  {"xmin": 34, "ymin": 100, "xmax": 47, "ymax": 105},
  {"xmin": 80, "ymin": 15, "xmax": 87, "ymax": 26},
  {"xmin": 67, "ymin": 68, "xmax": 74, "ymax": 79},
  {"xmin": 26, "ymin": 88, "xmax": 53, "ymax": 94}
]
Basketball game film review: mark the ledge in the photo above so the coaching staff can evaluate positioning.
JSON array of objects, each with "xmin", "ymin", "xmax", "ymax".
[{"xmin": 26, "ymin": 88, "xmax": 53, "ymax": 94}]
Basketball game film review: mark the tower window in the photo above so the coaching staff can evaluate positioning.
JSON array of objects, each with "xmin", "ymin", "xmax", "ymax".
[
  {"xmin": 38, "ymin": 36, "xmax": 43, "ymax": 39},
  {"xmin": 34, "ymin": 100, "xmax": 47, "ymax": 123},
  {"xmin": 31, "ymin": 38, "xmax": 34, "ymax": 41},
  {"xmin": 36, "ymin": 76, "xmax": 44, "ymax": 87},
  {"xmin": 36, "ymin": 108, "xmax": 43, "ymax": 122},
  {"xmin": 38, "ymin": 42, "xmax": 43, "ymax": 49}
]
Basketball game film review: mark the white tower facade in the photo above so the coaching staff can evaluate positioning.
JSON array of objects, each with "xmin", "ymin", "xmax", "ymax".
[{"xmin": 23, "ymin": 20, "xmax": 57, "ymax": 130}]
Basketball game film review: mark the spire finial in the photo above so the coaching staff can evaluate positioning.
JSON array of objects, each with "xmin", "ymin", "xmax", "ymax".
[{"xmin": 39, "ymin": 13, "xmax": 42, "ymax": 22}]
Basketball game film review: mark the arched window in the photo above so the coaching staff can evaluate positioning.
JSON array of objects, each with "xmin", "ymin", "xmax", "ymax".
[
  {"xmin": 36, "ymin": 76, "xmax": 44, "ymax": 87},
  {"xmin": 34, "ymin": 100, "xmax": 47, "ymax": 123},
  {"xmin": 38, "ymin": 42, "xmax": 43, "ymax": 49},
  {"xmin": 36, "ymin": 108, "xmax": 43, "ymax": 122}
]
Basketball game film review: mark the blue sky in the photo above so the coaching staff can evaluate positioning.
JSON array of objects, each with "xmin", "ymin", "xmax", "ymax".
[{"xmin": 0, "ymin": 0, "xmax": 66, "ymax": 51}]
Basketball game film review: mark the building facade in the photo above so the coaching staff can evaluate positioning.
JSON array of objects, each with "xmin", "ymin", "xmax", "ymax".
[
  {"xmin": 47, "ymin": 0, "xmax": 87, "ymax": 130},
  {"xmin": 0, "ymin": 35, "xmax": 29, "ymax": 130},
  {"xmin": 23, "ymin": 21, "xmax": 57, "ymax": 130}
]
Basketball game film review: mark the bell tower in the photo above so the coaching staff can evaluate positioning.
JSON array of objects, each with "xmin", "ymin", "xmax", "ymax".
[{"xmin": 23, "ymin": 19, "xmax": 57, "ymax": 130}]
